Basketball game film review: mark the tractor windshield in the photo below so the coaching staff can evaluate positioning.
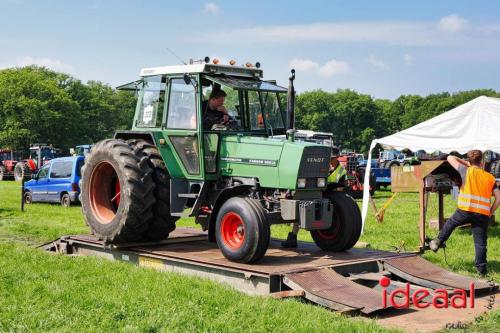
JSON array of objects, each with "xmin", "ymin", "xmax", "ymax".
[
  {"xmin": 31, "ymin": 147, "xmax": 56, "ymax": 164},
  {"xmin": 203, "ymin": 75, "xmax": 287, "ymax": 134},
  {"xmin": 0, "ymin": 151, "xmax": 11, "ymax": 160}
]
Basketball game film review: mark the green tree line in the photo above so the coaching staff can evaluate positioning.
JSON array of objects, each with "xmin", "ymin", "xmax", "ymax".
[
  {"xmin": 1, "ymin": 66, "xmax": 498, "ymax": 155},
  {"xmin": 0, "ymin": 66, "xmax": 135, "ymax": 155},
  {"xmin": 296, "ymin": 88, "xmax": 500, "ymax": 153}
]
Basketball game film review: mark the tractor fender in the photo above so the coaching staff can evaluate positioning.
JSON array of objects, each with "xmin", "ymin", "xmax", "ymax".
[
  {"xmin": 26, "ymin": 159, "xmax": 37, "ymax": 171},
  {"xmin": 114, "ymin": 131, "xmax": 156, "ymax": 145},
  {"xmin": 208, "ymin": 184, "xmax": 254, "ymax": 242}
]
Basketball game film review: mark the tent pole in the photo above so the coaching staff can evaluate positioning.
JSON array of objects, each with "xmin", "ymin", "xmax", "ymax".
[{"xmin": 418, "ymin": 184, "xmax": 426, "ymax": 251}]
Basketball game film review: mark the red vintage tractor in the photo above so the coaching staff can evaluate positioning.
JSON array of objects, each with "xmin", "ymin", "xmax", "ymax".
[
  {"xmin": 338, "ymin": 152, "xmax": 376, "ymax": 199},
  {"xmin": 14, "ymin": 144, "xmax": 57, "ymax": 181},
  {"xmin": 0, "ymin": 148, "xmax": 18, "ymax": 181}
]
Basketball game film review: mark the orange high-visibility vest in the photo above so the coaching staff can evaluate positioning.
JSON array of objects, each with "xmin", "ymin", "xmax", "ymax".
[{"xmin": 457, "ymin": 166, "xmax": 495, "ymax": 216}]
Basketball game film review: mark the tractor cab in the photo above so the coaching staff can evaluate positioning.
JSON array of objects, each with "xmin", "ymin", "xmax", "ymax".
[
  {"xmin": 71, "ymin": 145, "xmax": 93, "ymax": 157},
  {"xmin": 120, "ymin": 59, "xmax": 287, "ymax": 134},
  {"xmin": 30, "ymin": 144, "xmax": 57, "ymax": 168},
  {"xmin": 0, "ymin": 149, "xmax": 13, "ymax": 162},
  {"xmin": 118, "ymin": 59, "xmax": 290, "ymax": 179}
]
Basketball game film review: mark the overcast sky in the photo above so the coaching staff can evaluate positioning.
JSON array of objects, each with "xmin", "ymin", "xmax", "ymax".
[{"xmin": 1, "ymin": 0, "xmax": 499, "ymax": 99}]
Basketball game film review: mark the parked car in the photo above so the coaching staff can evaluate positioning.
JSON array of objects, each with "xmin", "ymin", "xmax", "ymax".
[{"xmin": 23, "ymin": 156, "xmax": 84, "ymax": 207}]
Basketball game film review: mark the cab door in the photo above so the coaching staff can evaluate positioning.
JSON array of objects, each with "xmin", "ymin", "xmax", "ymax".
[{"xmin": 163, "ymin": 77, "xmax": 203, "ymax": 180}]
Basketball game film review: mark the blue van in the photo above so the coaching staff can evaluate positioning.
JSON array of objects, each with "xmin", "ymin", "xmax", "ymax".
[{"xmin": 23, "ymin": 156, "xmax": 84, "ymax": 207}]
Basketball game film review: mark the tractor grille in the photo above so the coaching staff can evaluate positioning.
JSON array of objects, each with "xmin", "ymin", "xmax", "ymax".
[
  {"xmin": 345, "ymin": 156, "xmax": 358, "ymax": 172},
  {"xmin": 298, "ymin": 146, "xmax": 330, "ymax": 178}
]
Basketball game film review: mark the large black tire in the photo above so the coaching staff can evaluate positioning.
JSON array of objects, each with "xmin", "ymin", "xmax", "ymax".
[
  {"xmin": 310, "ymin": 191, "xmax": 362, "ymax": 251},
  {"xmin": 14, "ymin": 162, "xmax": 31, "ymax": 182},
  {"xmin": 80, "ymin": 139, "xmax": 155, "ymax": 243},
  {"xmin": 0, "ymin": 165, "xmax": 5, "ymax": 181},
  {"xmin": 215, "ymin": 196, "xmax": 270, "ymax": 263},
  {"xmin": 127, "ymin": 139, "xmax": 178, "ymax": 241}
]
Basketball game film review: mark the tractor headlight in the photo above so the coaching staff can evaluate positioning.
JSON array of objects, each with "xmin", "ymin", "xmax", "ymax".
[
  {"xmin": 317, "ymin": 178, "xmax": 326, "ymax": 188},
  {"xmin": 297, "ymin": 178, "xmax": 306, "ymax": 188}
]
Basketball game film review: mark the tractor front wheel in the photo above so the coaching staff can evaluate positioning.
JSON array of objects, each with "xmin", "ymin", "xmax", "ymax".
[
  {"xmin": 310, "ymin": 191, "xmax": 362, "ymax": 251},
  {"xmin": 80, "ymin": 139, "xmax": 155, "ymax": 243},
  {"xmin": 215, "ymin": 196, "xmax": 270, "ymax": 263}
]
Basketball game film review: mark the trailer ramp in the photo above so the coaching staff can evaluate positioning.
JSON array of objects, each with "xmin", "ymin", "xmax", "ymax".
[
  {"xmin": 283, "ymin": 268, "xmax": 386, "ymax": 314},
  {"xmin": 383, "ymin": 256, "xmax": 492, "ymax": 292}
]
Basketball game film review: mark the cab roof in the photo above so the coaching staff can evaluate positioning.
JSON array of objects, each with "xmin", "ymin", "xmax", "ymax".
[{"xmin": 140, "ymin": 63, "xmax": 263, "ymax": 79}]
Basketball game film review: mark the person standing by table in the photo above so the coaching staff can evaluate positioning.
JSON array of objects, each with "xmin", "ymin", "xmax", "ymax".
[{"xmin": 430, "ymin": 150, "xmax": 500, "ymax": 276}]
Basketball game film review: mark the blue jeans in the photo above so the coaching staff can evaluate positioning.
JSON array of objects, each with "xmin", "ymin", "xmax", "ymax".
[{"xmin": 437, "ymin": 209, "xmax": 489, "ymax": 274}]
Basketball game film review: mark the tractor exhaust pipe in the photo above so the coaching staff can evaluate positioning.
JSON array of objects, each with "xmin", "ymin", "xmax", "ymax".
[{"xmin": 286, "ymin": 69, "xmax": 296, "ymax": 142}]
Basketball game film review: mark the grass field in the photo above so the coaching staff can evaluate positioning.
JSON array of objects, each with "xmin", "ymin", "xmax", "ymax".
[{"xmin": 0, "ymin": 181, "xmax": 498, "ymax": 332}]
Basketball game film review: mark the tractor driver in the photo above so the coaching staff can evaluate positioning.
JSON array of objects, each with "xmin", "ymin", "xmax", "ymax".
[{"xmin": 202, "ymin": 89, "xmax": 231, "ymax": 130}]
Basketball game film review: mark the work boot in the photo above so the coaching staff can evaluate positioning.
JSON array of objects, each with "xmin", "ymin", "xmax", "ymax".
[
  {"xmin": 477, "ymin": 265, "xmax": 487, "ymax": 277},
  {"xmin": 281, "ymin": 232, "xmax": 298, "ymax": 248},
  {"xmin": 429, "ymin": 238, "xmax": 442, "ymax": 252}
]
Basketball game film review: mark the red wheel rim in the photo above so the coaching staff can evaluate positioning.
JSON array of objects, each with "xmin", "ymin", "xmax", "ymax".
[
  {"xmin": 89, "ymin": 161, "xmax": 121, "ymax": 224},
  {"xmin": 317, "ymin": 215, "xmax": 341, "ymax": 240},
  {"xmin": 220, "ymin": 212, "xmax": 245, "ymax": 249}
]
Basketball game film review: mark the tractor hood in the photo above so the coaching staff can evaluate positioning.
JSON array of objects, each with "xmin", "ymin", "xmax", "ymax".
[{"xmin": 219, "ymin": 136, "xmax": 330, "ymax": 189}]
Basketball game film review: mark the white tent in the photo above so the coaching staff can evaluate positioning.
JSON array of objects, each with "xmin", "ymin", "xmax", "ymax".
[{"xmin": 361, "ymin": 96, "xmax": 500, "ymax": 229}]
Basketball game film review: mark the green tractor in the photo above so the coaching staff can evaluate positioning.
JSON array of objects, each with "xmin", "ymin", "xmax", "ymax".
[{"xmin": 80, "ymin": 58, "xmax": 362, "ymax": 263}]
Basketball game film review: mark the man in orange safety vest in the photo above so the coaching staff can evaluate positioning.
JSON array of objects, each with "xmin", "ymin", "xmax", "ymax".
[{"xmin": 430, "ymin": 150, "xmax": 500, "ymax": 276}]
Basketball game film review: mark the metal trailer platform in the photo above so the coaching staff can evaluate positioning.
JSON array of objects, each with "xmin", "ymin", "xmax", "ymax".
[{"xmin": 42, "ymin": 228, "xmax": 498, "ymax": 330}]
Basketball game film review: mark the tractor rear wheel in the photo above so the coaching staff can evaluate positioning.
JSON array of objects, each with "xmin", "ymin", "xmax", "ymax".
[
  {"xmin": 310, "ymin": 191, "xmax": 362, "ymax": 251},
  {"xmin": 14, "ymin": 162, "xmax": 31, "ymax": 182},
  {"xmin": 127, "ymin": 139, "xmax": 178, "ymax": 241},
  {"xmin": 0, "ymin": 165, "xmax": 5, "ymax": 181},
  {"xmin": 80, "ymin": 139, "xmax": 155, "ymax": 243},
  {"xmin": 216, "ymin": 196, "xmax": 270, "ymax": 263}
]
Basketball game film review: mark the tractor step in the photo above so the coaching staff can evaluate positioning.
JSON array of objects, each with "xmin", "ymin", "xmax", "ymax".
[
  {"xmin": 171, "ymin": 212, "xmax": 190, "ymax": 217},
  {"xmin": 177, "ymin": 193, "xmax": 199, "ymax": 199}
]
